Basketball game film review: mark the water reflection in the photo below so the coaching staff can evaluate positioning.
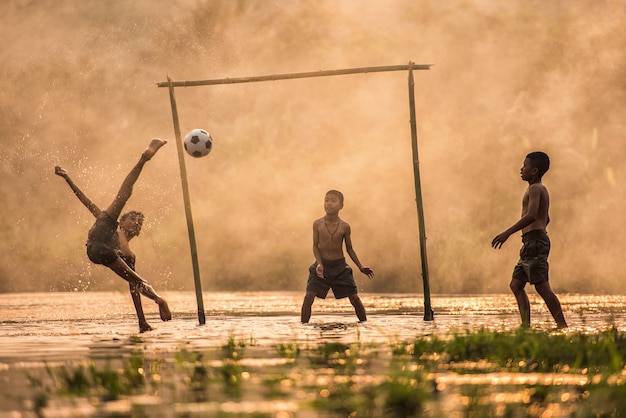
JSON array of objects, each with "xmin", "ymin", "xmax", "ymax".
[
  {"xmin": 0, "ymin": 291, "xmax": 624, "ymax": 367},
  {"xmin": 2, "ymin": 292, "xmax": 626, "ymax": 417},
  {"xmin": 1, "ymin": 292, "xmax": 626, "ymax": 341}
]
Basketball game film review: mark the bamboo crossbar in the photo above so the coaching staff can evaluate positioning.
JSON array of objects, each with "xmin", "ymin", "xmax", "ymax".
[{"xmin": 157, "ymin": 63, "xmax": 431, "ymax": 87}]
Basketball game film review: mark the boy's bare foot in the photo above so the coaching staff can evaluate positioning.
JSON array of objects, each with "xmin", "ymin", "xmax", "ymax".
[
  {"xmin": 139, "ymin": 322, "xmax": 154, "ymax": 333},
  {"xmin": 157, "ymin": 299, "xmax": 172, "ymax": 321},
  {"xmin": 54, "ymin": 166, "xmax": 68, "ymax": 177},
  {"xmin": 144, "ymin": 138, "xmax": 167, "ymax": 160}
]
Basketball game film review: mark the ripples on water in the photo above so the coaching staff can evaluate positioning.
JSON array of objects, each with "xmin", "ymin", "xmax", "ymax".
[
  {"xmin": 2, "ymin": 292, "xmax": 626, "ymax": 417},
  {"xmin": 1, "ymin": 292, "xmax": 625, "ymax": 354}
]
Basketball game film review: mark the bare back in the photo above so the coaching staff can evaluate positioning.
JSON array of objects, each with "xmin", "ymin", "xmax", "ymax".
[
  {"xmin": 521, "ymin": 182, "xmax": 550, "ymax": 233},
  {"xmin": 313, "ymin": 216, "xmax": 350, "ymax": 261}
]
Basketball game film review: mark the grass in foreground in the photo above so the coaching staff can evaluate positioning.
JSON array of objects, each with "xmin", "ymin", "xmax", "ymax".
[{"xmin": 20, "ymin": 327, "xmax": 626, "ymax": 417}]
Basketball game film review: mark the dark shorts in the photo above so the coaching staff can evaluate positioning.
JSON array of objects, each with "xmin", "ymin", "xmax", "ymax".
[
  {"xmin": 306, "ymin": 257, "xmax": 358, "ymax": 299},
  {"xmin": 86, "ymin": 212, "xmax": 121, "ymax": 266},
  {"xmin": 512, "ymin": 229, "xmax": 550, "ymax": 285}
]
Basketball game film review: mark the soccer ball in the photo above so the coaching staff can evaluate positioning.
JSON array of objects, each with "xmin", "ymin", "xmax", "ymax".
[{"xmin": 183, "ymin": 129, "xmax": 212, "ymax": 158}]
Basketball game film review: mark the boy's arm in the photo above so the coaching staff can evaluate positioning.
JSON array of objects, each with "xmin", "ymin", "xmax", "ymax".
[
  {"xmin": 312, "ymin": 221, "xmax": 324, "ymax": 278},
  {"xmin": 491, "ymin": 185, "xmax": 542, "ymax": 249},
  {"xmin": 344, "ymin": 225, "xmax": 374, "ymax": 279},
  {"xmin": 54, "ymin": 166, "xmax": 101, "ymax": 218}
]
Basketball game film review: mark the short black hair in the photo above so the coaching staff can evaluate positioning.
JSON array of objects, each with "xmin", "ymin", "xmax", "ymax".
[
  {"xmin": 120, "ymin": 211, "xmax": 144, "ymax": 223},
  {"xmin": 526, "ymin": 151, "xmax": 550, "ymax": 177},
  {"xmin": 325, "ymin": 190, "xmax": 344, "ymax": 204}
]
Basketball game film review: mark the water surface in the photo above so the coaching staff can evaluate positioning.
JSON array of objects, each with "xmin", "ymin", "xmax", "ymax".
[
  {"xmin": 2, "ymin": 292, "xmax": 624, "ymax": 360},
  {"xmin": 1, "ymin": 292, "xmax": 625, "ymax": 417}
]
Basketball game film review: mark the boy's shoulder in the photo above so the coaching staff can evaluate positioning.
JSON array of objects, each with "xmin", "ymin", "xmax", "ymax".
[
  {"xmin": 528, "ymin": 182, "xmax": 549, "ymax": 192},
  {"xmin": 527, "ymin": 182, "xmax": 550, "ymax": 200},
  {"xmin": 313, "ymin": 217, "xmax": 326, "ymax": 227}
]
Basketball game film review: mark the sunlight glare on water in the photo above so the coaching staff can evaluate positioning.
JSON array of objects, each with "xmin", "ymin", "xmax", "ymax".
[
  {"xmin": 1, "ymin": 291, "xmax": 625, "ymax": 357},
  {"xmin": 2, "ymin": 292, "xmax": 626, "ymax": 417}
]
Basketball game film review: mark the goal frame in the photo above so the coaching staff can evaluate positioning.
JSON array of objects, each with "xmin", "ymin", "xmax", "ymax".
[{"xmin": 157, "ymin": 62, "xmax": 434, "ymax": 324}]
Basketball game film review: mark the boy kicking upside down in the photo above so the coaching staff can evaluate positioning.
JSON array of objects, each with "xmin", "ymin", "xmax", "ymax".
[{"xmin": 55, "ymin": 138, "xmax": 171, "ymax": 332}]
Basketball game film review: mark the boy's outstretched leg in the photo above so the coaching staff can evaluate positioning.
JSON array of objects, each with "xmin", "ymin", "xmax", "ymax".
[
  {"xmin": 510, "ymin": 279, "xmax": 531, "ymax": 327},
  {"xmin": 140, "ymin": 282, "xmax": 172, "ymax": 322},
  {"xmin": 349, "ymin": 294, "xmax": 367, "ymax": 322},
  {"xmin": 105, "ymin": 138, "xmax": 167, "ymax": 220},
  {"xmin": 301, "ymin": 292, "xmax": 316, "ymax": 323},
  {"xmin": 109, "ymin": 258, "xmax": 171, "ymax": 321},
  {"xmin": 535, "ymin": 281, "xmax": 568, "ymax": 329}
]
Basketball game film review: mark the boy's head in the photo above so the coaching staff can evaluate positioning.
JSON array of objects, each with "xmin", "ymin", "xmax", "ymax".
[
  {"xmin": 324, "ymin": 190, "xmax": 344, "ymax": 214},
  {"xmin": 325, "ymin": 190, "xmax": 344, "ymax": 204},
  {"xmin": 120, "ymin": 211, "xmax": 145, "ymax": 236},
  {"xmin": 525, "ymin": 151, "xmax": 550, "ymax": 178},
  {"xmin": 121, "ymin": 211, "xmax": 144, "ymax": 224}
]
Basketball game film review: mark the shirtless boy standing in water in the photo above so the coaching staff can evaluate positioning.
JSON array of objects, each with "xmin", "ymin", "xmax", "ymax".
[
  {"xmin": 492, "ymin": 152, "xmax": 567, "ymax": 329},
  {"xmin": 55, "ymin": 138, "xmax": 171, "ymax": 332},
  {"xmin": 300, "ymin": 190, "xmax": 374, "ymax": 323}
]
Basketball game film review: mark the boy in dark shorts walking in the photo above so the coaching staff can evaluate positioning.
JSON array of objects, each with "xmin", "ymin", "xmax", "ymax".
[
  {"xmin": 300, "ymin": 190, "xmax": 374, "ymax": 323},
  {"xmin": 55, "ymin": 138, "xmax": 171, "ymax": 332},
  {"xmin": 492, "ymin": 151, "xmax": 567, "ymax": 329}
]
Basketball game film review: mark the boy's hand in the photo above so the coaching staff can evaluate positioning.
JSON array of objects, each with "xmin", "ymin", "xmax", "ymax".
[
  {"xmin": 54, "ymin": 166, "xmax": 68, "ymax": 178},
  {"xmin": 315, "ymin": 263, "xmax": 324, "ymax": 279},
  {"xmin": 491, "ymin": 232, "xmax": 510, "ymax": 249},
  {"xmin": 359, "ymin": 266, "xmax": 374, "ymax": 279}
]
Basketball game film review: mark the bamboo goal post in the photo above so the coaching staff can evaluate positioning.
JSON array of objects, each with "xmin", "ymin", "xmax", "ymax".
[{"xmin": 158, "ymin": 62, "xmax": 434, "ymax": 324}]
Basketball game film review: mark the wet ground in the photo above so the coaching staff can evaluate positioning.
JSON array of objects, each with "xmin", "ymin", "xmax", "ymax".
[{"xmin": 1, "ymin": 292, "xmax": 625, "ymax": 417}]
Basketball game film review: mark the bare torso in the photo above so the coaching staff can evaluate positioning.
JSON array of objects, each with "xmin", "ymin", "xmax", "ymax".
[
  {"xmin": 521, "ymin": 183, "xmax": 550, "ymax": 233},
  {"xmin": 314, "ymin": 216, "xmax": 348, "ymax": 260},
  {"xmin": 117, "ymin": 228, "xmax": 137, "ymax": 268}
]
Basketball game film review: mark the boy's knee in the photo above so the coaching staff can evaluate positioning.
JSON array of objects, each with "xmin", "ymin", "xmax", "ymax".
[
  {"xmin": 509, "ymin": 280, "xmax": 525, "ymax": 293},
  {"xmin": 534, "ymin": 281, "xmax": 554, "ymax": 296}
]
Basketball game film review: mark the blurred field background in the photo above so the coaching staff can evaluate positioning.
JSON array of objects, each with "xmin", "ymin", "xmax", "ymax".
[{"xmin": 0, "ymin": 0, "xmax": 624, "ymax": 294}]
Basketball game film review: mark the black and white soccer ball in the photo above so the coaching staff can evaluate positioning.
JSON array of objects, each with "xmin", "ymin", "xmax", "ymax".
[{"xmin": 183, "ymin": 129, "xmax": 212, "ymax": 158}]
